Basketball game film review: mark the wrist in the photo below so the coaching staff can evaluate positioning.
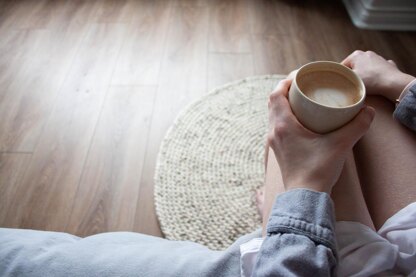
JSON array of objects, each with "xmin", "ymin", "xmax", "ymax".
[
  {"xmin": 285, "ymin": 178, "xmax": 332, "ymax": 194},
  {"xmin": 384, "ymin": 73, "xmax": 415, "ymax": 102}
]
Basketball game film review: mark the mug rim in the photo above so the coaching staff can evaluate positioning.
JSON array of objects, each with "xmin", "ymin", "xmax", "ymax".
[{"xmin": 293, "ymin": 61, "xmax": 366, "ymax": 110}]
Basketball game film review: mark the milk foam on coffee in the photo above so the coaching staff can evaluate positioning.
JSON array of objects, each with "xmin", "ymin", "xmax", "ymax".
[{"xmin": 298, "ymin": 71, "xmax": 360, "ymax": 108}]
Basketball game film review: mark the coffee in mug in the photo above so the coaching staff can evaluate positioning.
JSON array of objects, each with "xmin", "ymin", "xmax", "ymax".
[{"xmin": 288, "ymin": 61, "xmax": 365, "ymax": 133}]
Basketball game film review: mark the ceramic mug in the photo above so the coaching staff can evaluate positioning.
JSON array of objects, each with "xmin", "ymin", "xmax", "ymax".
[{"xmin": 288, "ymin": 61, "xmax": 366, "ymax": 133}]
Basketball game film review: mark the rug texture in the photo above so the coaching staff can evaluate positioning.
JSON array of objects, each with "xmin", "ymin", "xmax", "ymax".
[{"xmin": 154, "ymin": 75, "xmax": 285, "ymax": 250}]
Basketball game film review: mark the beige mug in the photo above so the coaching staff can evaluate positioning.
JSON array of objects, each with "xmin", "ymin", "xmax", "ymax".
[{"xmin": 288, "ymin": 61, "xmax": 366, "ymax": 133}]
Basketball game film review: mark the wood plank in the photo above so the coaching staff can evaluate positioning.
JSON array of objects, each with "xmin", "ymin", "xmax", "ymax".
[
  {"xmin": 209, "ymin": 0, "xmax": 251, "ymax": 53},
  {"xmin": 0, "ymin": 0, "xmax": 12, "ymax": 15},
  {"xmin": 16, "ymin": 0, "xmax": 66, "ymax": 30},
  {"xmin": 111, "ymin": 0, "xmax": 171, "ymax": 86},
  {"xmin": 156, "ymin": 5, "xmax": 209, "ymax": 101},
  {"xmin": 93, "ymin": 0, "xmax": 135, "ymax": 23},
  {"xmin": 393, "ymin": 33, "xmax": 416, "ymax": 76},
  {"xmin": 0, "ymin": 29, "xmax": 60, "ymax": 151},
  {"xmin": 248, "ymin": 0, "xmax": 303, "ymax": 36},
  {"xmin": 0, "ymin": 29, "xmax": 39, "ymax": 62},
  {"xmin": 5, "ymin": 23, "xmax": 127, "ymax": 231},
  {"xmin": 134, "ymin": 158, "xmax": 163, "ymax": 237},
  {"xmin": 66, "ymin": 86, "xmax": 156, "ymax": 237},
  {"xmin": 0, "ymin": 0, "xmax": 46, "ymax": 32},
  {"xmin": 305, "ymin": 3, "xmax": 362, "ymax": 62},
  {"xmin": 208, "ymin": 53, "xmax": 254, "ymax": 91},
  {"xmin": 0, "ymin": 0, "xmax": 99, "ymax": 152},
  {"xmin": 298, "ymin": 2, "xmax": 376, "ymax": 63},
  {"xmin": 249, "ymin": 1, "xmax": 334, "ymax": 75},
  {"xmin": 0, "ymin": 30, "xmax": 39, "ymax": 101},
  {"xmin": 133, "ymin": 5, "xmax": 209, "ymax": 236},
  {"xmin": 251, "ymin": 34, "xmax": 312, "ymax": 75},
  {"xmin": 0, "ymin": 153, "xmax": 31, "ymax": 227},
  {"xmin": 0, "ymin": 0, "xmax": 94, "ymax": 31},
  {"xmin": 172, "ymin": 0, "xmax": 209, "ymax": 7}
]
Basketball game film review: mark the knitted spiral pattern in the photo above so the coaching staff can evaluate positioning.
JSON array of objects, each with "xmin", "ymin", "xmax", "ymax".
[{"xmin": 155, "ymin": 75, "xmax": 285, "ymax": 250}]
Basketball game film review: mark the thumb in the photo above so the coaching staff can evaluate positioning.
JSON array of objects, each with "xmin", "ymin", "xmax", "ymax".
[{"xmin": 331, "ymin": 106, "xmax": 375, "ymax": 149}]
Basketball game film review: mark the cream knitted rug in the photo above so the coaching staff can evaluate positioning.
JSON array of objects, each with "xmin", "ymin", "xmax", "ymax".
[{"xmin": 154, "ymin": 75, "xmax": 285, "ymax": 250}]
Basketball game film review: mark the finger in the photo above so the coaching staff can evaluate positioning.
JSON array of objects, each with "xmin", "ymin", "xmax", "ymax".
[
  {"xmin": 341, "ymin": 50, "xmax": 364, "ymax": 68},
  {"xmin": 269, "ymin": 79, "xmax": 296, "ymax": 122},
  {"xmin": 366, "ymin": 50, "xmax": 377, "ymax": 56},
  {"xmin": 271, "ymin": 78, "xmax": 292, "ymax": 99},
  {"xmin": 330, "ymin": 106, "xmax": 375, "ymax": 149},
  {"xmin": 272, "ymin": 78, "xmax": 292, "ymax": 91},
  {"xmin": 387, "ymin": 59, "xmax": 397, "ymax": 66},
  {"xmin": 269, "ymin": 89, "xmax": 292, "ymax": 119}
]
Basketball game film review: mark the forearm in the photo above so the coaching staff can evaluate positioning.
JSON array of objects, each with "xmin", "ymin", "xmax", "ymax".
[
  {"xmin": 253, "ymin": 189, "xmax": 337, "ymax": 277},
  {"xmin": 382, "ymin": 73, "xmax": 415, "ymax": 103}
]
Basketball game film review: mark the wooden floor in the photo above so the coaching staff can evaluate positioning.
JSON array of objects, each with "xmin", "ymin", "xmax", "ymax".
[{"xmin": 0, "ymin": 0, "xmax": 415, "ymax": 238}]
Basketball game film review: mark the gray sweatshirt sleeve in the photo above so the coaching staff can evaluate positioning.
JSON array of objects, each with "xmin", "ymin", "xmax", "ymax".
[
  {"xmin": 393, "ymin": 82, "xmax": 416, "ymax": 132},
  {"xmin": 252, "ymin": 189, "xmax": 337, "ymax": 277}
]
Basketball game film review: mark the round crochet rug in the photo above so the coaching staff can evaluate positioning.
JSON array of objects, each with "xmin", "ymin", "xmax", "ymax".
[{"xmin": 154, "ymin": 75, "xmax": 285, "ymax": 250}]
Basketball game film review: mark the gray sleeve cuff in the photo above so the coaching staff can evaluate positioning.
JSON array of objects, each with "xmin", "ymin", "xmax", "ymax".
[
  {"xmin": 266, "ymin": 189, "xmax": 336, "ymax": 252},
  {"xmin": 394, "ymin": 82, "xmax": 416, "ymax": 132}
]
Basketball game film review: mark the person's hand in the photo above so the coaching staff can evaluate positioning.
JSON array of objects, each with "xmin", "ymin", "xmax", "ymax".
[
  {"xmin": 342, "ymin": 50, "xmax": 415, "ymax": 102},
  {"xmin": 268, "ymin": 79, "xmax": 375, "ymax": 194}
]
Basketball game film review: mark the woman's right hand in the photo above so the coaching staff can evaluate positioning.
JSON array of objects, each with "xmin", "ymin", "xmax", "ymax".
[
  {"xmin": 342, "ymin": 50, "xmax": 415, "ymax": 102},
  {"xmin": 268, "ymin": 79, "xmax": 375, "ymax": 194}
]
